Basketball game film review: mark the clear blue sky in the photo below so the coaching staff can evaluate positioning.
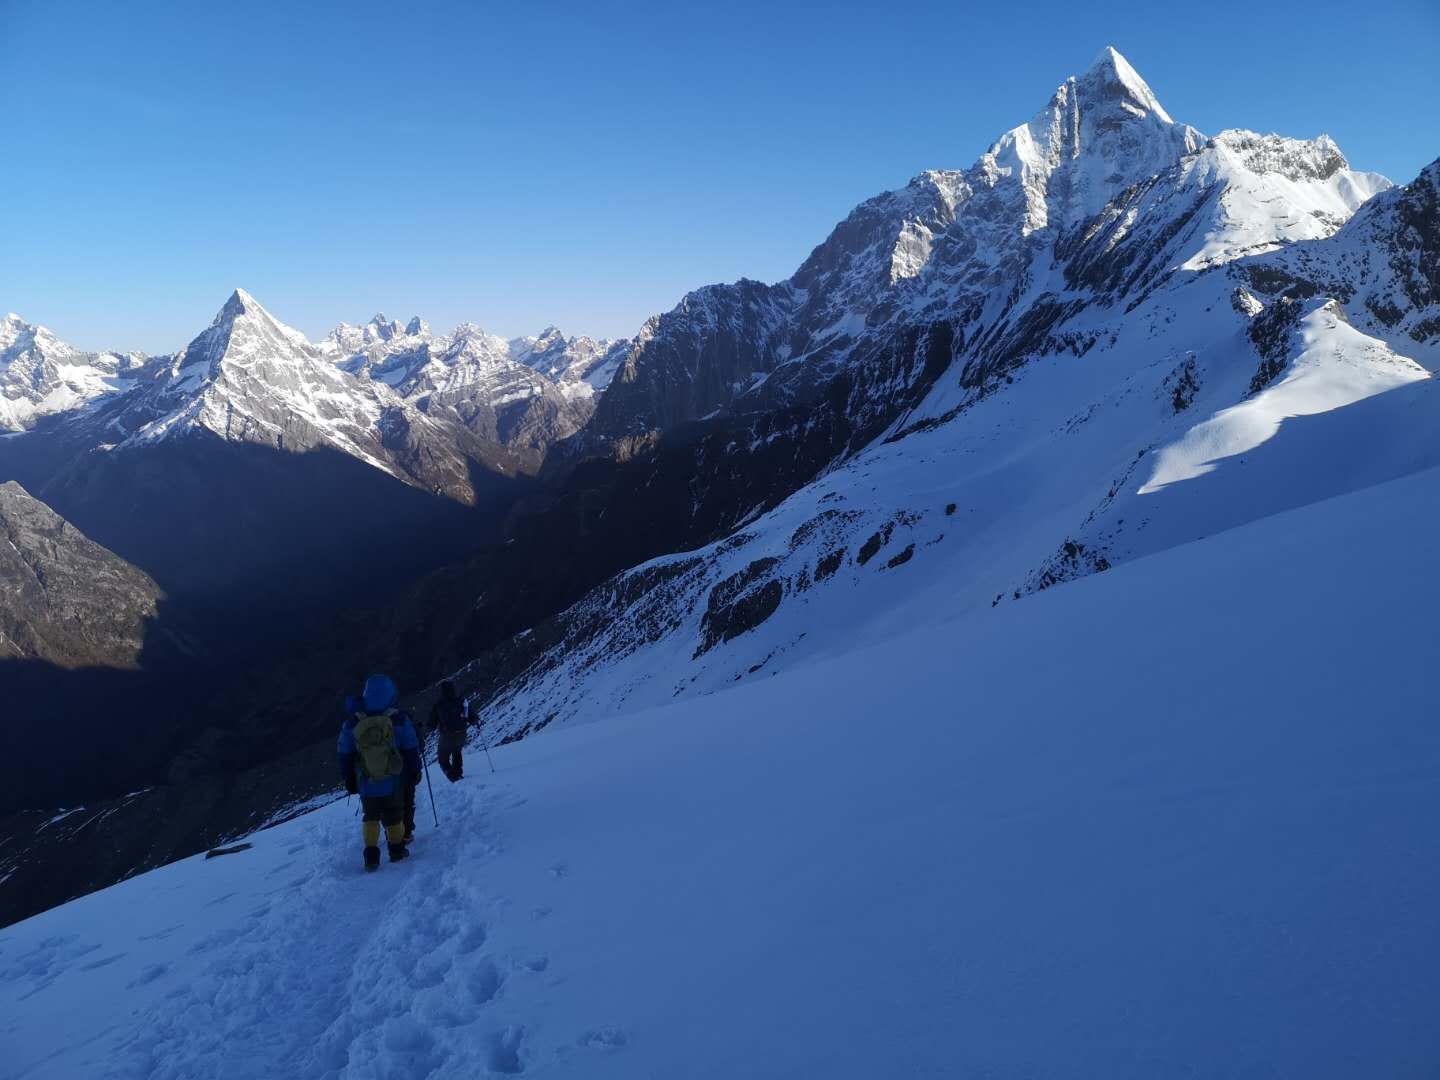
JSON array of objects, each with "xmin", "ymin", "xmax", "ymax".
[{"xmin": 3, "ymin": 0, "xmax": 1437, "ymax": 354}]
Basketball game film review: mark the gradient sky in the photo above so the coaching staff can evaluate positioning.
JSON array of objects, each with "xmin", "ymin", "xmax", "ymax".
[{"xmin": 3, "ymin": 0, "xmax": 1437, "ymax": 354}]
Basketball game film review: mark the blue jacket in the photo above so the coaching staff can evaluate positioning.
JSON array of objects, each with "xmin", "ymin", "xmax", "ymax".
[{"xmin": 338, "ymin": 709, "xmax": 422, "ymax": 797}]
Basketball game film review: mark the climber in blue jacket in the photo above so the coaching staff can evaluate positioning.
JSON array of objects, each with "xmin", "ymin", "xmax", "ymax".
[{"xmin": 338, "ymin": 674, "xmax": 422, "ymax": 871}]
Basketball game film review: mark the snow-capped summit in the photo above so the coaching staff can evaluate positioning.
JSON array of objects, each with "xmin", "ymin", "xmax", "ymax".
[
  {"xmin": 0, "ymin": 314, "xmax": 145, "ymax": 432},
  {"xmin": 978, "ymin": 45, "xmax": 1202, "ymax": 234},
  {"xmin": 509, "ymin": 326, "xmax": 629, "ymax": 401},
  {"xmin": 321, "ymin": 310, "xmax": 433, "ymax": 363},
  {"xmin": 178, "ymin": 288, "xmax": 319, "ymax": 377},
  {"xmin": 41, "ymin": 289, "xmax": 512, "ymax": 504},
  {"xmin": 1088, "ymin": 44, "xmax": 1172, "ymax": 122},
  {"xmin": 102, "ymin": 289, "xmax": 389, "ymax": 464},
  {"xmin": 319, "ymin": 311, "xmax": 629, "ymax": 449},
  {"xmin": 366, "ymin": 313, "xmax": 400, "ymax": 341},
  {"xmin": 584, "ymin": 48, "xmax": 1399, "ymax": 451}
]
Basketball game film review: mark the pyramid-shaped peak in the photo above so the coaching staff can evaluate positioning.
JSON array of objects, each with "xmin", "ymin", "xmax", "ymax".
[
  {"xmin": 217, "ymin": 288, "xmax": 275, "ymax": 325},
  {"xmin": 1079, "ymin": 46, "xmax": 1173, "ymax": 124},
  {"xmin": 195, "ymin": 289, "xmax": 313, "ymax": 366}
]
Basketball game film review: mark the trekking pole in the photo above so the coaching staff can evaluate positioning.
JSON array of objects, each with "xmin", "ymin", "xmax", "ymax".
[
  {"xmin": 466, "ymin": 698, "xmax": 496, "ymax": 774},
  {"xmin": 478, "ymin": 722, "xmax": 495, "ymax": 771},
  {"xmin": 422, "ymin": 753, "xmax": 440, "ymax": 828}
]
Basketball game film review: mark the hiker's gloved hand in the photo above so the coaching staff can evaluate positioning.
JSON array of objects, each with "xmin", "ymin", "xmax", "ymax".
[{"xmin": 345, "ymin": 775, "xmax": 358, "ymax": 795}]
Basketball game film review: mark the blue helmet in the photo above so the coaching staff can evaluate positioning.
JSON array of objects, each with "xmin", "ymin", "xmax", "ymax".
[{"xmin": 362, "ymin": 674, "xmax": 398, "ymax": 712}]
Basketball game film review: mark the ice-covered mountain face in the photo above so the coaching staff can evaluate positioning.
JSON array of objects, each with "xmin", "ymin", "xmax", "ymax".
[
  {"xmin": 322, "ymin": 317, "xmax": 625, "ymax": 452},
  {"xmin": 0, "ymin": 314, "xmax": 146, "ymax": 432},
  {"xmin": 578, "ymin": 48, "xmax": 1394, "ymax": 455}
]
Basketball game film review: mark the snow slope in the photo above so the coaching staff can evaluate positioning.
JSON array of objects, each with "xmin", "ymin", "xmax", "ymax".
[
  {"xmin": 4, "ymin": 463, "xmax": 1439, "ymax": 1079},
  {"xmin": 466, "ymin": 236, "xmax": 1438, "ymax": 743}
]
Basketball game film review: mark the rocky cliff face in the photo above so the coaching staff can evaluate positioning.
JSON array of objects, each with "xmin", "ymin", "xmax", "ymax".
[{"xmin": 0, "ymin": 482, "xmax": 167, "ymax": 669}]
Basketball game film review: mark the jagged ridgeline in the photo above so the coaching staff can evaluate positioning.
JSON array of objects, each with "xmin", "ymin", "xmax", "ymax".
[{"xmin": 1, "ymin": 46, "xmax": 1437, "ymax": 927}]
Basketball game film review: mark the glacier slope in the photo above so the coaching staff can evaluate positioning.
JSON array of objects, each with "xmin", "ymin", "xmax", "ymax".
[{"xmin": 2, "ymin": 463, "xmax": 1438, "ymax": 1078}]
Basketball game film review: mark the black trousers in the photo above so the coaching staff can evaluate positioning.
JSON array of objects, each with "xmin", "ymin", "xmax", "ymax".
[
  {"xmin": 437, "ymin": 728, "xmax": 464, "ymax": 781},
  {"xmin": 404, "ymin": 780, "xmax": 417, "ymax": 835},
  {"xmin": 360, "ymin": 792, "xmax": 403, "ymax": 827}
]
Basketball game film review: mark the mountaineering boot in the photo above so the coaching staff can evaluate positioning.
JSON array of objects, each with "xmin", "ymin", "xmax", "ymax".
[
  {"xmin": 388, "ymin": 841, "xmax": 410, "ymax": 863},
  {"xmin": 363, "ymin": 846, "xmax": 381, "ymax": 872}
]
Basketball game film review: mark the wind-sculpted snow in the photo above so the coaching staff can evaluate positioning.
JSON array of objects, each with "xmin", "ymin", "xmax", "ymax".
[
  {"xmin": 1140, "ymin": 300, "xmax": 1428, "ymax": 492},
  {"xmin": 6, "ymin": 464, "xmax": 1440, "ymax": 1078}
]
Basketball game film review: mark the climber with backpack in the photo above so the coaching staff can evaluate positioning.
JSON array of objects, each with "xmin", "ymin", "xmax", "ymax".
[
  {"xmin": 430, "ymin": 680, "xmax": 467, "ymax": 782},
  {"xmin": 338, "ymin": 674, "xmax": 423, "ymax": 871}
]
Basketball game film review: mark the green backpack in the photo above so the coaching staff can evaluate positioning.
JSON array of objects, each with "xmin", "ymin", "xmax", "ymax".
[{"xmin": 353, "ymin": 710, "xmax": 403, "ymax": 781}]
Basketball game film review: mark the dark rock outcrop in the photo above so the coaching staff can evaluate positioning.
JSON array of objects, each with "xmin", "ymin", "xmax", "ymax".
[{"xmin": 0, "ymin": 482, "xmax": 167, "ymax": 669}]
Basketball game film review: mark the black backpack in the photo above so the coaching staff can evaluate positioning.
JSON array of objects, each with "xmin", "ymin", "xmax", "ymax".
[{"xmin": 432, "ymin": 696, "xmax": 465, "ymax": 734}]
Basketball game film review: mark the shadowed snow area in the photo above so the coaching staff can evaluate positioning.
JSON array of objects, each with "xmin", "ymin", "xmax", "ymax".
[{"xmin": 3, "ymin": 464, "xmax": 1439, "ymax": 1078}]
